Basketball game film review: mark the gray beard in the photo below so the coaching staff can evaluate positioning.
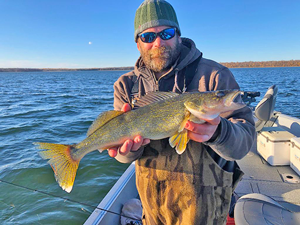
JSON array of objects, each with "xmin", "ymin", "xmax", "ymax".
[{"xmin": 140, "ymin": 41, "xmax": 181, "ymax": 73}]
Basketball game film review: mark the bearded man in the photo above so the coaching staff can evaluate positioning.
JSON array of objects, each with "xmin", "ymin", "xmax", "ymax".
[{"xmin": 107, "ymin": 0, "xmax": 255, "ymax": 224}]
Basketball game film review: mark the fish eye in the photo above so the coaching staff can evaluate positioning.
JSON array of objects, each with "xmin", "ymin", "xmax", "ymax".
[{"xmin": 216, "ymin": 91, "xmax": 225, "ymax": 98}]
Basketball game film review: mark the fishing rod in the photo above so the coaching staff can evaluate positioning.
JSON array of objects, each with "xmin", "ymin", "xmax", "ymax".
[{"xmin": 0, "ymin": 178, "xmax": 142, "ymax": 222}]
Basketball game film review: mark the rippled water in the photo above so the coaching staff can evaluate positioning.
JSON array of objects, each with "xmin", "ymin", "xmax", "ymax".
[
  {"xmin": 0, "ymin": 71, "xmax": 129, "ymax": 224},
  {"xmin": 232, "ymin": 67, "xmax": 300, "ymax": 118},
  {"xmin": 0, "ymin": 68, "xmax": 299, "ymax": 224}
]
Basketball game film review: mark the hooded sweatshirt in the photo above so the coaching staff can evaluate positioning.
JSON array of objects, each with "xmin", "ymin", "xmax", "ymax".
[{"xmin": 113, "ymin": 38, "xmax": 255, "ymax": 225}]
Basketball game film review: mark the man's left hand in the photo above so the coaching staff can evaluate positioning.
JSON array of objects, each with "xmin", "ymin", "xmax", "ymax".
[{"xmin": 184, "ymin": 116, "xmax": 220, "ymax": 143}]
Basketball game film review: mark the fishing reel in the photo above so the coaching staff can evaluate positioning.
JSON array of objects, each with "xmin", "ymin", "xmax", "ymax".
[{"xmin": 241, "ymin": 91, "xmax": 260, "ymax": 106}]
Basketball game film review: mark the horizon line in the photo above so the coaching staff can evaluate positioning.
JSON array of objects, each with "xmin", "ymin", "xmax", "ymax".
[{"xmin": 0, "ymin": 59, "xmax": 299, "ymax": 70}]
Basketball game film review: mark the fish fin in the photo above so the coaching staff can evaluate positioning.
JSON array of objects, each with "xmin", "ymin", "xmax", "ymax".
[
  {"xmin": 34, "ymin": 142, "xmax": 79, "ymax": 193},
  {"xmin": 133, "ymin": 91, "xmax": 179, "ymax": 109},
  {"xmin": 169, "ymin": 129, "xmax": 189, "ymax": 154},
  {"xmin": 87, "ymin": 110, "xmax": 124, "ymax": 136},
  {"xmin": 177, "ymin": 110, "xmax": 191, "ymax": 133}
]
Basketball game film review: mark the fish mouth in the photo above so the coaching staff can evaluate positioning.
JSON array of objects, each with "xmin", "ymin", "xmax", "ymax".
[{"xmin": 226, "ymin": 90, "xmax": 246, "ymax": 109}]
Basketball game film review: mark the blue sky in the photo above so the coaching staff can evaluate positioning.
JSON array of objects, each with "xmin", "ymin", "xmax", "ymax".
[{"xmin": 0, "ymin": 0, "xmax": 299, "ymax": 68}]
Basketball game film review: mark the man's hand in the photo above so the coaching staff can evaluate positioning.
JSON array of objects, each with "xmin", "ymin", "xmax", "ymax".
[
  {"xmin": 106, "ymin": 103, "xmax": 150, "ymax": 158},
  {"xmin": 184, "ymin": 116, "xmax": 221, "ymax": 143}
]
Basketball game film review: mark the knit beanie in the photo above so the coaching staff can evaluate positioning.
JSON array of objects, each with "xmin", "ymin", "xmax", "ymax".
[{"xmin": 134, "ymin": 0, "xmax": 181, "ymax": 42}]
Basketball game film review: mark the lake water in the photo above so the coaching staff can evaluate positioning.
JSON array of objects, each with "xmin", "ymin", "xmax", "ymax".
[{"xmin": 0, "ymin": 67, "xmax": 299, "ymax": 224}]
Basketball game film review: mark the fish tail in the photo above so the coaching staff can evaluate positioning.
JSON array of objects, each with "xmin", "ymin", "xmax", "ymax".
[{"xmin": 34, "ymin": 142, "xmax": 79, "ymax": 193}]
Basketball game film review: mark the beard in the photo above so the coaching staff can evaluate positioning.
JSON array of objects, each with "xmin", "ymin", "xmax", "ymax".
[{"xmin": 139, "ymin": 38, "xmax": 181, "ymax": 73}]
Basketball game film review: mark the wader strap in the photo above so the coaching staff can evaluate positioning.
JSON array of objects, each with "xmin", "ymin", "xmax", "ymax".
[
  {"xmin": 229, "ymin": 162, "xmax": 244, "ymax": 217},
  {"xmin": 232, "ymin": 161, "xmax": 244, "ymax": 190},
  {"xmin": 131, "ymin": 74, "xmax": 139, "ymax": 94}
]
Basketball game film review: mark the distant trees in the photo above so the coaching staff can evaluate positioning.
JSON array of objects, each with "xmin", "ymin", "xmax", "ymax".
[
  {"xmin": 0, "ymin": 68, "xmax": 44, "ymax": 72},
  {"xmin": 220, "ymin": 60, "xmax": 300, "ymax": 68},
  {"xmin": 0, "ymin": 67, "xmax": 134, "ymax": 72},
  {"xmin": 0, "ymin": 60, "xmax": 299, "ymax": 72}
]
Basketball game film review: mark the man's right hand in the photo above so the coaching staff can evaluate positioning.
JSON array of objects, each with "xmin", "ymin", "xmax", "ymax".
[{"xmin": 107, "ymin": 103, "xmax": 150, "ymax": 158}]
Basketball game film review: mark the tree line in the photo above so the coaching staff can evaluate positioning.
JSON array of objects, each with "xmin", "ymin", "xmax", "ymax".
[
  {"xmin": 0, "ymin": 67, "xmax": 134, "ymax": 72},
  {"xmin": 0, "ymin": 60, "xmax": 299, "ymax": 72},
  {"xmin": 220, "ymin": 60, "xmax": 300, "ymax": 68}
]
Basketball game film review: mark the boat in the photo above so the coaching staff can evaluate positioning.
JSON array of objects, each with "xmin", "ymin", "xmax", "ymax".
[{"xmin": 84, "ymin": 85, "xmax": 300, "ymax": 225}]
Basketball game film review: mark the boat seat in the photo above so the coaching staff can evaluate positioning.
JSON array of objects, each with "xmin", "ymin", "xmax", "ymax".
[
  {"xmin": 234, "ymin": 193, "xmax": 300, "ymax": 225},
  {"xmin": 255, "ymin": 85, "xmax": 278, "ymax": 132}
]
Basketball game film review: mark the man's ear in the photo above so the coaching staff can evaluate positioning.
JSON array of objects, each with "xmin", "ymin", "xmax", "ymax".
[
  {"xmin": 137, "ymin": 41, "xmax": 141, "ymax": 51},
  {"xmin": 178, "ymin": 36, "xmax": 182, "ymax": 44}
]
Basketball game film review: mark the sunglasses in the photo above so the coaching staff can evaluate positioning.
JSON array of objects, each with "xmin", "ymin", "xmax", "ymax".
[{"xmin": 138, "ymin": 27, "xmax": 177, "ymax": 43}]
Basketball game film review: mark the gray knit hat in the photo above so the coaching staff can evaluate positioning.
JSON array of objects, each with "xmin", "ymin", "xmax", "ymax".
[{"xmin": 134, "ymin": 0, "xmax": 181, "ymax": 42}]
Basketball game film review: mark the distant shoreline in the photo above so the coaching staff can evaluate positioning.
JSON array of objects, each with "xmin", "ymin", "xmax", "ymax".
[
  {"xmin": 0, "ymin": 67, "xmax": 134, "ymax": 73},
  {"xmin": 1, "ymin": 60, "xmax": 299, "ymax": 72}
]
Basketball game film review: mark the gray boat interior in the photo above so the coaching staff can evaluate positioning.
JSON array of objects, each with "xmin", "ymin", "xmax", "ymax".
[
  {"xmin": 234, "ymin": 193, "xmax": 300, "ymax": 225},
  {"xmin": 234, "ymin": 85, "xmax": 300, "ymax": 224},
  {"xmin": 254, "ymin": 85, "xmax": 278, "ymax": 131}
]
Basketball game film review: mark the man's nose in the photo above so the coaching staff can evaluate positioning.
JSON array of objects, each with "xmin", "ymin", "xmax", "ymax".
[{"xmin": 152, "ymin": 35, "xmax": 164, "ymax": 48}]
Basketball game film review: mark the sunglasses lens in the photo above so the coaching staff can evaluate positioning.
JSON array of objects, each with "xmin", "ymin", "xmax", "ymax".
[
  {"xmin": 140, "ymin": 32, "xmax": 156, "ymax": 43},
  {"xmin": 159, "ymin": 28, "xmax": 176, "ymax": 40},
  {"xmin": 139, "ymin": 28, "xmax": 176, "ymax": 43}
]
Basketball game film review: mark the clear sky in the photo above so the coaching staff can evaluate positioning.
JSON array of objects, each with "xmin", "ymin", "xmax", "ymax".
[{"xmin": 0, "ymin": 0, "xmax": 299, "ymax": 68}]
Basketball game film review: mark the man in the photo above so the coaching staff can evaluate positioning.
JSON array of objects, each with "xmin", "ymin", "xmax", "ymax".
[{"xmin": 108, "ymin": 0, "xmax": 255, "ymax": 224}]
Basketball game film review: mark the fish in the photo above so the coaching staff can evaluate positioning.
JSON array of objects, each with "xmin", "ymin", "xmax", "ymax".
[{"xmin": 34, "ymin": 90, "xmax": 245, "ymax": 193}]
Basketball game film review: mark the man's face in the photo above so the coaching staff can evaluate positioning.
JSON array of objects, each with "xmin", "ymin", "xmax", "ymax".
[{"xmin": 137, "ymin": 26, "xmax": 182, "ymax": 73}]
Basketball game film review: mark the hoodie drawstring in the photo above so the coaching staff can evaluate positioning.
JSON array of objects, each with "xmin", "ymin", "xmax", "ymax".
[{"xmin": 174, "ymin": 68, "xmax": 187, "ymax": 93}]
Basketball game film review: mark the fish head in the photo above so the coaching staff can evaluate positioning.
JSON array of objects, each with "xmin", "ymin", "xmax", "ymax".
[{"xmin": 184, "ymin": 90, "xmax": 245, "ymax": 120}]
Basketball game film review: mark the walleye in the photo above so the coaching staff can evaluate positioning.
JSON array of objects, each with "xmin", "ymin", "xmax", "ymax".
[{"xmin": 35, "ymin": 90, "xmax": 245, "ymax": 193}]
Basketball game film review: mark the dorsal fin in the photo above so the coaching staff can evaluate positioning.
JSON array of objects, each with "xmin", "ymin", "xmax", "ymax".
[
  {"xmin": 87, "ymin": 110, "xmax": 124, "ymax": 136},
  {"xmin": 133, "ymin": 91, "xmax": 179, "ymax": 109}
]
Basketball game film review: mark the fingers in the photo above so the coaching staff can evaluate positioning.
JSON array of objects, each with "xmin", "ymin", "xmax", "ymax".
[
  {"xmin": 108, "ymin": 136, "xmax": 151, "ymax": 158},
  {"xmin": 131, "ymin": 135, "xmax": 143, "ymax": 151},
  {"xmin": 188, "ymin": 132, "xmax": 210, "ymax": 142},
  {"xmin": 121, "ymin": 103, "xmax": 132, "ymax": 112},
  {"xmin": 120, "ymin": 135, "xmax": 149, "ymax": 153},
  {"xmin": 142, "ymin": 138, "xmax": 151, "ymax": 146},
  {"xmin": 107, "ymin": 140, "xmax": 133, "ymax": 158},
  {"xmin": 119, "ymin": 139, "xmax": 133, "ymax": 155},
  {"xmin": 108, "ymin": 148, "xmax": 118, "ymax": 158},
  {"xmin": 206, "ymin": 116, "xmax": 221, "ymax": 126},
  {"xmin": 185, "ymin": 116, "xmax": 220, "ymax": 143},
  {"xmin": 132, "ymin": 136, "xmax": 151, "ymax": 150},
  {"xmin": 185, "ymin": 121, "xmax": 211, "ymax": 142}
]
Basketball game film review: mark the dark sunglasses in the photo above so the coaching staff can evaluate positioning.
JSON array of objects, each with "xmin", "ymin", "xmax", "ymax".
[{"xmin": 138, "ymin": 27, "xmax": 176, "ymax": 43}]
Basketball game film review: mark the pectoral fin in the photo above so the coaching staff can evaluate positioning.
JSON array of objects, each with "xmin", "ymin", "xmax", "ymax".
[{"xmin": 169, "ymin": 129, "xmax": 189, "ymax": 154}]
